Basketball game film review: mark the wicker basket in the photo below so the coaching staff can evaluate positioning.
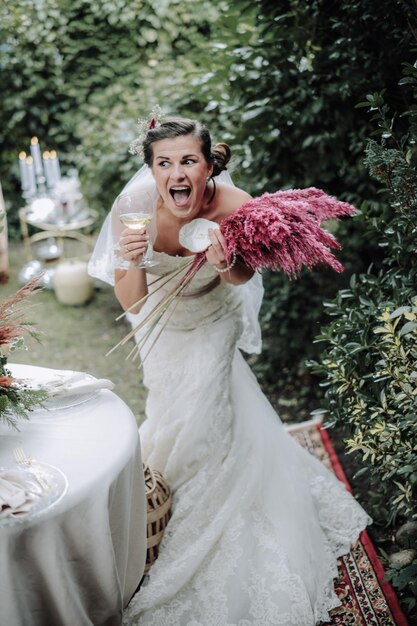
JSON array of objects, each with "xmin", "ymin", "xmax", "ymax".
[{"xmin": 144, "ymin": 463, "xmax": 172, "ymax": 573}]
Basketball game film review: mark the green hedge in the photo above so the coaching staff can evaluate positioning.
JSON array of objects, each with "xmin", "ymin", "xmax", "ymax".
[{"xmin": 310, "ymin": 82, "xmax": 417, "ymax": 611}]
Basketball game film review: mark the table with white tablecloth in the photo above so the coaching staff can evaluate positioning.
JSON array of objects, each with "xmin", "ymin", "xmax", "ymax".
[{"xmin": 0, "ymin": 363, "xmax": 147, "ymax": 626}]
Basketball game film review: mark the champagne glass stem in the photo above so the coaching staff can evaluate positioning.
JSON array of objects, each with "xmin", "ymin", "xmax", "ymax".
[
  {"xmin": 143, "ymin": 238, "xmax": 154, "ymax": 263},
  {"xmin": 133, "ymin": 222, "xmax": 158, "ymax": 268}
]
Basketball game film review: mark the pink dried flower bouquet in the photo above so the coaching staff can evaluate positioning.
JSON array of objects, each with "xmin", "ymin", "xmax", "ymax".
[{"xmin": 208, "ymin": 187, "xmax": 356, "ymax": 277}]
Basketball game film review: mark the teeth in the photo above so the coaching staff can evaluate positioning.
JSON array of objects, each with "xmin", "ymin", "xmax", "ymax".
[{"xmin": 171, "ymin": 186, "xmax": 190, "ymax": 191}]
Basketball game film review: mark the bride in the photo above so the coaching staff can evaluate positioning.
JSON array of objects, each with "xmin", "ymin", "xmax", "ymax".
[{"xmin": 89, "ymin": 113, "xmax": 371, "ymax": 625}]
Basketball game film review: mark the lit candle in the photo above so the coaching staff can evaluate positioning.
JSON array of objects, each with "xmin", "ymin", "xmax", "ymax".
[
  {"xmin": 42, "ymin": 151, "xmax": 55, "ymax": 187},
  {"xmin": 49, "ymin": 150, "xmax": 61, "ymax": 182},
  {"xmin": 30, "ymin": 137, "xmax": 44, "ymax": 177},
  {"xmin": 53, "ymin": 260, "xmax": 93, "ymax": 306},
  {"xmin": 19, "ymin": 151, "xmax": 29, "ymax": 191},
  {"xmin": 26, "ymin": 156, "xmax": 37, "ymax": 197}
]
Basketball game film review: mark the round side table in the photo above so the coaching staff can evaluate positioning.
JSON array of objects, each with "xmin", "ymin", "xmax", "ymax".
[{"xmin": 19, "ymin": 205, "xmax": 98, "ymax": 261}]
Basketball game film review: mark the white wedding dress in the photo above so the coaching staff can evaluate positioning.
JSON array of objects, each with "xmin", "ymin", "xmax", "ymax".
[{"xmin": 121, "ymin": 251, "xmax": 371, "ymax": 626}]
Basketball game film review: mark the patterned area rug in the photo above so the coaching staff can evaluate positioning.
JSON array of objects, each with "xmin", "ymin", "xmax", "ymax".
[{"xmin": 287, "ymin": 419, "xmax": 409, "ymax": 626}]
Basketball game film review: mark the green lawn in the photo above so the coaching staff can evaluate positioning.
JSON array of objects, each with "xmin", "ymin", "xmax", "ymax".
[{"xmin": 2, "ymin": 243, "xmax": 147, "ymax": 424}]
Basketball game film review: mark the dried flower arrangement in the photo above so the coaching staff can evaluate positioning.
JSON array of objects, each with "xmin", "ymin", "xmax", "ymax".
[{"xmin": 0, "ymin": 279, "xmax": 48, "ymax": 429}]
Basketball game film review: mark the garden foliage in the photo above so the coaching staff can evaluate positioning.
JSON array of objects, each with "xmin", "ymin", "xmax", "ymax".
[{"xmin": 310, "ymin": 80, "xmax": 417, "ymax": 607}]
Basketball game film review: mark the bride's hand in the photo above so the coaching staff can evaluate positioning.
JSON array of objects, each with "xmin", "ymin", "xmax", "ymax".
[
  {"xmin": 119, "ymin": 227, "xmax": 149, "ymax": 264},
  {"xmin": 206, "ymin": 228, "xmax": 228, "ymax": 270}
]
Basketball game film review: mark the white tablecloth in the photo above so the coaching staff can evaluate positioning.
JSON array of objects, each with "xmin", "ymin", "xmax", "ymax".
[{"xmin": 0, "ymin": 363, "xmax": 147, "ymax": 626}]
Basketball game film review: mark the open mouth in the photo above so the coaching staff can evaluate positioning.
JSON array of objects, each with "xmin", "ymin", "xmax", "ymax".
[{"xmin": 169, "ymin": 186, "xmax": 191, "ymax": 207}]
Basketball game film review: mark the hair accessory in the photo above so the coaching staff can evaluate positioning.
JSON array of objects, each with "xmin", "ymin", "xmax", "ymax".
[
  {"xmin": 214, "ymin": 251, "xmax": 237, "ymax": 273},
  {"xmin": 129, "ymin": 105, "xmax": 165, "ymax": 158}
]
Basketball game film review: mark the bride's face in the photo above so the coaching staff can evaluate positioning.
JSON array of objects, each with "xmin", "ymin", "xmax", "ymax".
[{"xmin": 150, "ymin": 135, "xmax": 213, "ymax": 220}]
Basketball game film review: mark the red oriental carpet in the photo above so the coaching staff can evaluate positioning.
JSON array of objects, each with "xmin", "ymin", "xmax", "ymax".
[{"xmin": 287, "ymin": 419, "xmax": 410, "ymax": 626}]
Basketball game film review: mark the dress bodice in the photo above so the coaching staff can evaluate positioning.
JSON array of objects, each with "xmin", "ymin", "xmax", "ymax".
[
  {"xmin": 147, "ymin": 251, "xmax": 217, "ymax": 289},
  {"xmin": 131, "ymin": 251, "xmax": 241, "ymax": 331}
]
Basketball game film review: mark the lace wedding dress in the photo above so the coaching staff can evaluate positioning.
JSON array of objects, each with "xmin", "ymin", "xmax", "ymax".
[{"xmin": 122, "ymin": 252, "xmax": 372, "ymax": 626}]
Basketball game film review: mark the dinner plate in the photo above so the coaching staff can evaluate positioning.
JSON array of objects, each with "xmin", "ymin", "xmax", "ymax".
[
  {"xmin": 179, "ymin": 218, "xmax": 220, "ymax": 253},
  {"xmin": 0, "ymin": 463, "xmax": 68, "ymax": 527},
  {"xmin": 28, "ymin": 372, "xmax": 101, "ymax": 415},
  {"xmin": 40, "ymin": 389, "xmax": 100, "ymax": 412}
]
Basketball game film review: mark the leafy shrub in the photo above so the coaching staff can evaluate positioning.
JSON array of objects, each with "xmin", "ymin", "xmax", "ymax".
[
  {"xmin": 309, "ymin": 78, "xmax": 417, "ymax": 609},
  {"xmin": 312, "ymin": 276, "xmax": 417, "ymax": 520}
]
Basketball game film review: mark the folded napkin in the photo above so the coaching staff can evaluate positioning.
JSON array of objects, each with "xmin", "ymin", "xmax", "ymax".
[
  {"xmin": 40, "ymin": 372, "xmax": 115, "ymax": 398},
  {"xmin": 0, "ymin": 469, "xmax": 39, "ymax": 519}
]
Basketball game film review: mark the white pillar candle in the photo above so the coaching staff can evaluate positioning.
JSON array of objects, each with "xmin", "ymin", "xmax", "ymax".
[
  {"xmin": 18, "ymin": 152, "xmax": 29, "ymax": 191},
  {"xmin": 42, "ymin": 151, "xmax": 55, "ymax": 187},
  {"xmin": 30, "ymin": 137, "xmax": 44, "ymax": 177},
  {"xmin": 53, "ymin": 260, "xmax": 93, "ymax": 306},
  {"xmin": 26, "ymin": 156, "xmax": 37, "ymax": 197},
  {"xmin": 49, "ymin": 150, "xmax": 61, "ymax": 182}
]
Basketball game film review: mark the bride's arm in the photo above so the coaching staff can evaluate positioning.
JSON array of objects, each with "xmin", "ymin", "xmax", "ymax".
[
  {"xmin": 206, "ymin": 186, "xmax": 254, "ymax": 285},
  {"xmin": 114, "ymin": 267, "xmax": 148, "ymax": 313}
]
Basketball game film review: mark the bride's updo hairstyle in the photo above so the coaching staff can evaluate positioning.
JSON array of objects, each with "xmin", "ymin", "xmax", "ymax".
[{"xmin": 142, "ymin": 117, "xmax": 231, "ymax": 177}]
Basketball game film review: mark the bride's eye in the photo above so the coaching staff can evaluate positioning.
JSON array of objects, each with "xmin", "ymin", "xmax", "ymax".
[{"xmin": 184, "ymin": 159, "xmax": 196, "ymax": 165}]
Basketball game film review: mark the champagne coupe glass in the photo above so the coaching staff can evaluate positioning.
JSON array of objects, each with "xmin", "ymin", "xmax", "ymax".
[{"xmin": 116, "ymin": 189, "xmax": 159, "ymax": 268}]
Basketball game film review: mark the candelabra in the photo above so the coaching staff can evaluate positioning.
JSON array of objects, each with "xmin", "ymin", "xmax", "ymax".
[{"xmin": 18, "ymin": 137, "xmax": 62, "ymax": 204}]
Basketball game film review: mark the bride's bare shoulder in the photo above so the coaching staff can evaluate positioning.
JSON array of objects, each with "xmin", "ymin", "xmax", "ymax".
[{"xmin": 216, "ymin": 183, "xmax": 252, "ymax": 217}]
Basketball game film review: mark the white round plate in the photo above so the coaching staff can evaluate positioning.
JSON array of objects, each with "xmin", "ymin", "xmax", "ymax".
[
  {"xmin": 41, "ymin": 389, "xmax": 99, "ymax": 412},
  {"xmin": 28, "ymin": 372, "xmax": 100, "ymax": 415},
  {"xmin": 0, "ymin": 463, "xmax": 68, "ymax": 527},
  {"xmin": 179, "ymin": 218, "xmax": 220, "ymax": 253}
]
